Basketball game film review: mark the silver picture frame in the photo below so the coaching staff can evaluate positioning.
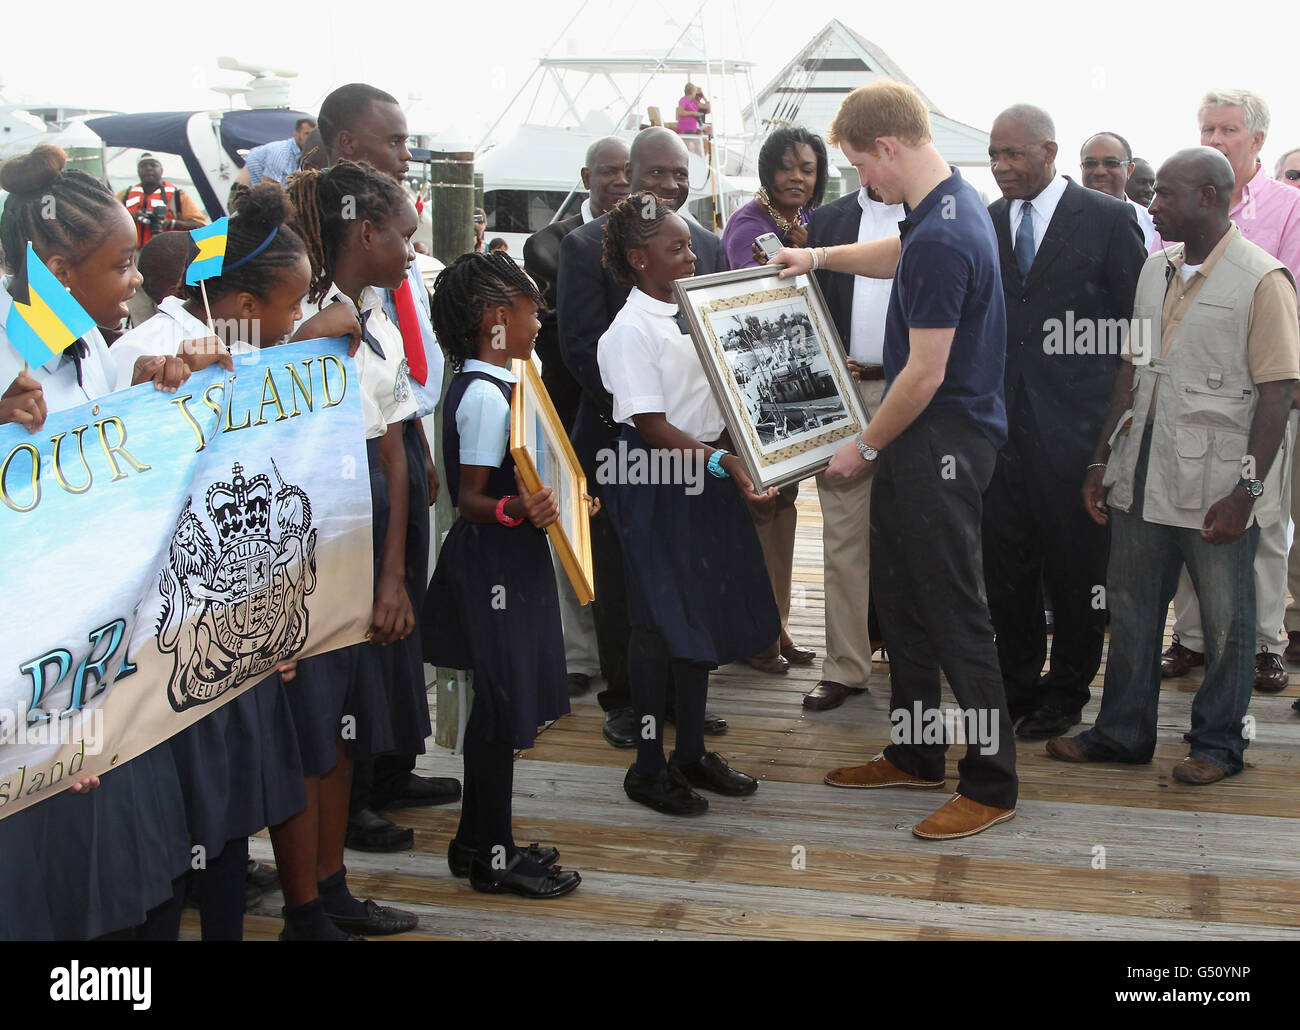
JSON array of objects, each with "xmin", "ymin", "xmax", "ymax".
[{"xmin": 673, "ymin": 264, "xmax": 871, "ymax": 490}]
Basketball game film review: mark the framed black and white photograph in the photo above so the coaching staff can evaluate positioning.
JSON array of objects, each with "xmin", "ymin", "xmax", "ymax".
[{"xmin": 673, "ymin": 265, "xmax": 870, "ymax": 490}]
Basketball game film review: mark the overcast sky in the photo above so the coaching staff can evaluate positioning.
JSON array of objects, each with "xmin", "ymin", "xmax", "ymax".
[{"xmin": 5, "ymin": 0, "xmax": 1299, "ymax": 182}]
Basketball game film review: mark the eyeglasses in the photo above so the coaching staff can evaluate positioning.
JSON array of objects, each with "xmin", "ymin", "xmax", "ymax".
[
  {"xmin": 1081, "ymin": 158, "xmax": 1127, "ymax": 170},
  {"xmin": 1285, "ymin": 169, "xmax": 1300, "ymax": 181}
]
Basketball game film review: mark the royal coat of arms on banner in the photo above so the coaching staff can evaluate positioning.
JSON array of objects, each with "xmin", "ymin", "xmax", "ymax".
[{"xmin": 157, "ymin": 458, "xmax": 318, "ymax": 711}]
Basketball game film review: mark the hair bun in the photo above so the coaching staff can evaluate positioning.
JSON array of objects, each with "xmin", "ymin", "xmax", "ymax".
[
  {"xmin": 0, "ymin": 144, "xmax": 68, "ymax": 195},
  {"xmin": 234, "ymin": 182, "xmax": 291, "ymax": 230}
]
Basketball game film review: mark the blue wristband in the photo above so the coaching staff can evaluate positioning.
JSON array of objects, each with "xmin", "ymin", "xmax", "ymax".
[{"xmin": 707, "ymin": 448, "xmax": 730, "ymax": 478}]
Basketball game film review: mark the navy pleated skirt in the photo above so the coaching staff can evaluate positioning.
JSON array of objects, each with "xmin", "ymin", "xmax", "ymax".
[
  {"xmin": 423, "ymin": 516, "xmax": 568, "ymax": 750},
  {"xmin": 0, "ymin": 744, "xmax": 190, "ymax": 941},
  {"xmin": 602, "ymin": 426, "xmax": 780, "ymax": 666},
  {"xmin": 287, "ymin": 432, "xmax": 431, "ymax": 776},
  {"xmin": 170, "ymin": 674, "xmax": 306, "ymax": 852}
]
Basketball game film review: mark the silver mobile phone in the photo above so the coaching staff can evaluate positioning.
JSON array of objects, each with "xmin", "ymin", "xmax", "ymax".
[{"xmin": 755, "ymin": 232, "xmax": 782, "ymax": 260}]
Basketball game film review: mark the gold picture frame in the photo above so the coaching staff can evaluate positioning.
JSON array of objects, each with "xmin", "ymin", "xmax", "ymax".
[
  {"xmin": 509, "ymin": 358, "xmax": 595, "ymax": 605},
  {"xmin": 673, "ymin": 265, "xmax": 871, "ymax": 491}
]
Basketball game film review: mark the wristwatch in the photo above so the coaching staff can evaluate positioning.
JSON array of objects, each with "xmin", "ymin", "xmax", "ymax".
[
  {"xmin": 1237, "ymin": 477, "xmax": 1264, "ymax": 500},
  {"xmin": 855, "ymin": 436, "xmax": 879, "ymax": 463}
]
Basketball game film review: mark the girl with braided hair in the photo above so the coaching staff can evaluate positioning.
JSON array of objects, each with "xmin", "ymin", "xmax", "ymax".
[
  {"xmin": 0, "ymin": 144, "xmax": 192, "ymax": 940},
  {"xmin": 245, "ymin": 158, "xmax": 425, "ymax": 939},
  {"xmin": 423, "ymin": 251, "xmax": 583, "ymax": 898},
  {"xmin": 597, "ymin": 192, "xmax": 780, "ymax": 816}
]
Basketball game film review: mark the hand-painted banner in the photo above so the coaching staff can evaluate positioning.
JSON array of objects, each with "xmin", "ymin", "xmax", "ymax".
[{"xmin": 0, "ymin": 338, "xmax": 372, "ymax": 820}]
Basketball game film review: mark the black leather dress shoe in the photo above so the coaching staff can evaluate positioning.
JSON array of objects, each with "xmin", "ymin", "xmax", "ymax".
[
  {"xmin": 247, "ymin": 859, "xmax": 279, "ymax": 891},
  {"xmin": 602, "ymin": 707, "xmax": 638, "ymax": 748},
  {"xmin": 623, "ymin": 764, "xmax": 708, "ymax": 815},
  {"xmin": 326, "ymin": 899, "xmax": 419, "ymax": 935},
  {"xmin": 370, "ymin": 772, "xmax": 462, "ymax": 811},
  {"xmin": 244, "ymin": 881, "xmax": 263, "ymax": 911},
  {"xmin": 670, "ymin": 751, "xmax": 758, "ymax": 796},
  {"xmin": 469, "ymin": 854, "xmax": 581, "ymax": 899},
  {"xmin": 665, "ymin": 706, "xmax": 728, "ymax": 734},
  {"xmin": 1016, "ymin": 707, "xmax": 1083, "ymax": 740},
  {"xmin": 802, "ymin": 680, "xmax": 867, "ymax": 711},
  {"xmin": 344, "ymin": 808, "xmax": 414, "ymax": 852},
  {"xmin": 568, "ymin": 673, "xmax": 592, "ymax": 697},
  {"xmin": 447, "ymin": 839, "xmax": 559, "ymax": 879}
]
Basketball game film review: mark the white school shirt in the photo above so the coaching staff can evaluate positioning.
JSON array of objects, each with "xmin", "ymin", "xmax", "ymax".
[
  {"xmin": 1127, "ymin": 197, "xmax": 1156, "ymax": 251},
  {"xmin": 109, "ymin": 295, "xmax": 210, "ymax": 384},
  {"xmin": 0, "ymin": 278, "xmax": 117, "ymax": 411},
  {"xmin": 849, "ymin": 187, "xmax": 904, "ymax": 365},
  {"xmin": 1010, "ymin": 174, "xmax": 1068, "ymax": 255},
  {"xmin": 456, "ymin": 359, "xmax": 517, "ymax": 467},
  {"xmin": 301, "ymin": 284, "xmax": 417, "ymax": 439},
  {"xmin": 598, "ymin": 287, "xmax": 724, "ymax": 441}
]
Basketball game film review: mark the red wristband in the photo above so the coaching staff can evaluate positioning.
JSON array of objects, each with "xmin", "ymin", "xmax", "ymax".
[{"xmin": 495, "ymin": 495, "xmax": 524, "ymax": 527}]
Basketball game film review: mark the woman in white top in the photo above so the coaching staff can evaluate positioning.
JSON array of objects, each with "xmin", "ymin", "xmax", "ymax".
[
  {"xmin": 0, "ymin": 144, "xmax": 191, "ymax": 940},
  {"xmin": 597, "ymin": 193, "xmax": 780, "ymax": 817}
]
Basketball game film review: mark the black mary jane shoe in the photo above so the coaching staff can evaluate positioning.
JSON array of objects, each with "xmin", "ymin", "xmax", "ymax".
[
  {"xmin": 447, "ymin": 839, "xmax": 560, "ymax": 879},
  {"xmin": 344, "ymin": 807, "xmax": 414, "ymax": 853},
  {"xmin": 326, "ymin": 899, "xmax": 419, "ymax": 936},
  {"xmin": 468, "ymin": 854, "xmax": 581, "ymax": 899},
  {"xmin": 669, "ymin": 751, "xmax": 758, "ymax": 797},
  {"xmin": 623, "ymin": 763, "xmax": 709, "ymax": 816}
]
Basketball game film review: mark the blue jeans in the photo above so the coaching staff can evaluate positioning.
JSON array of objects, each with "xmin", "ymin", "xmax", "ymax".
[{"xmin": 1075, "ymin": 432, "xmax": 1258, "ymax": 773}]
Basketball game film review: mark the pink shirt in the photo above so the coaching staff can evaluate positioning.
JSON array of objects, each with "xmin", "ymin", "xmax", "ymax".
[
  {"xmin": 676, "ymin": 95, "xmax": 700, "ymax": 135},
  {"xmin": 1150, "ymin": 163, "xmax": 1300, "ymax": 275}
]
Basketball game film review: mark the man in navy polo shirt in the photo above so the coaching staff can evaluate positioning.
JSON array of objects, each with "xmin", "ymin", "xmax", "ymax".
[{"xmin": 777, "ymin": 79, "xmax": 1018, "ymax": 840}]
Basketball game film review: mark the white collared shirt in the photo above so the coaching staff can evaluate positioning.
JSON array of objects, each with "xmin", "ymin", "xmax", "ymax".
[
  {"xmin": 302, "ymin": 284, "xmax": 417, "ymax": 439},
  {"xmin": 1010, "ymin": 174, "xmax": 1068, "ymax": 255},
  {"xmin": 456, "ymin": 358, "xmax": 517, "ymax": 467},
  {"xmin": 109, "ymin": 295, "xmax": 211, "ymax": 385},
  {"xmin": 598, "ymin": 287, "xmax": 724, "ymax": 441},
  {"xmin": 0, "ymin": 278, "xmax": 117, "ymax": 412},
  {"xmin": 850, "ymin": 188, "xmax": 904, "ymax": 365},
  {"xmin": 1127, "ymin": 197, "xmax": 1156, "ymax": 251},
  {"xmin": 580, "ymin": 198, "xmax": 595, "ymax": 224}
]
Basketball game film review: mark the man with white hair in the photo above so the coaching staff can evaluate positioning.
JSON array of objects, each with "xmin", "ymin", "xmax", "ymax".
[
  {"xmin": 1276, "ymin": 148, "xmax": 1300, "ymax": 188},
  {"xmin": 1157, "ymin": 89, "xmax": 1300, "ymax": 693}
]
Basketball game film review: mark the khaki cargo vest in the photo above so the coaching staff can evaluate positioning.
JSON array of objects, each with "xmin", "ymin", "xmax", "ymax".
[{"xmin": 1103, "ymin": 236, "xmax": 1292, "ymax": 529}]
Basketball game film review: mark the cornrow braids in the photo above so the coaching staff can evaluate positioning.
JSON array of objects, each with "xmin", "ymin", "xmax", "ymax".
[
  {"xmin": 0, "ymin": 144, "xmax": 120, "ymax": 277},
  {"xmin": 180, "ymin": 183, "xmax": 306, "ymax": 303},
  {"xmin": 285, "ymin": 159, "xmax": 408, "ymax": 303},
  {"xmin": 602, "ymin": 191, "xmax": 672, "ymax": 287},
  {"xmin": 429, "ymin": 252, "xmax": 544, "ymax": 372}
]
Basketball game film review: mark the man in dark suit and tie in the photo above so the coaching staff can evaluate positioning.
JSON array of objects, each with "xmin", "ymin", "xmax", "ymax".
[
  {"xmin": 557, "ymin": 126, "xmax": 729, "ymax": 747},
  {"xmin": 524, "ymin": 136, "xmax": 629, "ymax": 433},
  {"xmin": 984, "ymin": 104, "xmax": 1146, "ymax": 739},
  {"xmin": 802, "ymin": 185, "xmax": 902, "ymax": 711}
]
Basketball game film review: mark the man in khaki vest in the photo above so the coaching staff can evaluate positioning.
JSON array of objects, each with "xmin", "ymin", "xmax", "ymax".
[{"xmin": 1047, "ymin": 147, "xmax": 1298, "ymax": 784}]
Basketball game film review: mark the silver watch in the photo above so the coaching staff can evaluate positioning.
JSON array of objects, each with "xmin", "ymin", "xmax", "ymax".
[{"xmin": 856, "ymin": 436, "xmax": 879, "ymax": 463}]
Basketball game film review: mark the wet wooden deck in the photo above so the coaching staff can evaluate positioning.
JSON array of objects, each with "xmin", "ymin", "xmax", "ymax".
[{"xmin": 192, "ymin": 484, "xmax": 1300, "ymax": 940}]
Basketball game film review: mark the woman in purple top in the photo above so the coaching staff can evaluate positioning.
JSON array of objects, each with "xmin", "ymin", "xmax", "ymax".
[{"xmin": 722, "ymin": 127, "xmax": 828, "ymax": 270}]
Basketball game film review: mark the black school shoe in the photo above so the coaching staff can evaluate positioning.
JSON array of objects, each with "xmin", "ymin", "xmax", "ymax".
[
  {"xmin": 664, "ymin": 706, "xmax": 728, "ymax": 735},
  {"xmin": 370, "ymin": 772, "xmax": 462, "ymax": 811},
  {"xmin": 623, "ymin": 764, "xmax": 709, "ymax": 815},
  {"xmin": 345, "ymin": 808, "xmax": 415, "ymax": 852},
  {"xmin": 247, "ymin": 859, "xmax": 279, "ymax": 891},
  {"xmin": 447, "ymin": 839, "xmax": 560, "ymax": 879},
  {"xmin": 468, "ymin": 854, "xmax": 581, "ymax": 899},
  {"xmin": 327, "ymin": 899, "xmax": 420, "ymax": 936},
  {"xmin": 669, "ymin": 751, "xmax": 758, "ymax": 796}
]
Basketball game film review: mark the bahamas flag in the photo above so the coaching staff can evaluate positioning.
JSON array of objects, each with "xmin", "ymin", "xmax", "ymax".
[
  {"xmin": 4, "ymin": 243, "xmax": 96, "ymax": 368},
  {"xmin": 185, "ymin": 217, "xmax": 229, "ymax": 285}
]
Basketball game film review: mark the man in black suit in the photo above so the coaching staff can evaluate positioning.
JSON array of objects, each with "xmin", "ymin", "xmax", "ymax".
[
  {"xmin": 524, "ymin": 136, "xmax": 629, "ymax": 432},
  {"xmin": 984, "ymin": 104, "xmax": 1145, "ymax": 739},
  {"xmin": 802, "ymin": 185, "xmax": 902, "ymax": 711},
  {"xmin": 557, "ymin": 126, "xmax": 729, "ymax": 747}
]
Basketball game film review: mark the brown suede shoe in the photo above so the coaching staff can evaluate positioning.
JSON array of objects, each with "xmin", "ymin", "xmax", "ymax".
[
  {"xmin": 1171, "ymin": 756, "xmax": 1226, "ymax": 785},
  {"xmin": 1254, "ymin": 651, "xmax": 1288, "ymax": 692},
  {"xmin": 824, "ymin": 753, "xmax": 945, "ymax": 789},
  {"xmin": 1286, "ymin": 630, "xmax": 1300, "ymax": 665},
  {"xmin": 1045, "ymin": 736, "xmax": 1094, "ymax": 763},
  {"xmin": 1161, "ymin": 635, "xmax": 1204, "ymax": 678},
  {"xmin": 912, "ymin": 792, "xmax": 1017, "ymax": 840}
]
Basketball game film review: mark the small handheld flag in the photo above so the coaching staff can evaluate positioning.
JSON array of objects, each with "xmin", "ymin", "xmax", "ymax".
[
  {"xmin": 4, "ymin": 243, "xmax": 95, "ymax": 368},
  {"xmin": 184, "ymin": 217, "xmax": 229, "ymax": 286}
]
